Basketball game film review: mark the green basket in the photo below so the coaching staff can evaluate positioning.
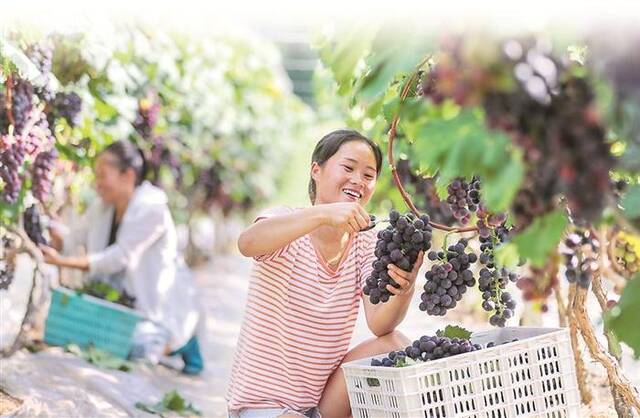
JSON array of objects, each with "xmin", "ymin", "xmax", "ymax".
[{"xmin": 44, "ymin": 287, "xmax": 143, "ymax": 359}]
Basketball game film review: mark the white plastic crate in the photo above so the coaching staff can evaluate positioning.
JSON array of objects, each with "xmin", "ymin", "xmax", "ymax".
[{"xmin": 342, "ymin": 327, "xmax": 580, "ymax": 418}]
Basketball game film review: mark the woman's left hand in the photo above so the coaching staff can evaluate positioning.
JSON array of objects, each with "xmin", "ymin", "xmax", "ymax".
[
  {"xmin": 39, "ymin": 245, "xmax": 64, "ymax": 266},
  {"xmin": 386, "ymin": 251, "xmax": 424, "ymax": 296}
]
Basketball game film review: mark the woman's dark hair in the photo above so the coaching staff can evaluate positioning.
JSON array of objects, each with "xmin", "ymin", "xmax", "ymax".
[
  {"xmin": 308, "ymin": 129, "xmax": 383, "ymax": 203},
  {"xmin": 100, "ymin": 140, "xmax": 147, "ymax": 186}
]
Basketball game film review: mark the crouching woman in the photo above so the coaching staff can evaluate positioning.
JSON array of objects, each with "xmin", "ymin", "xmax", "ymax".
[{"xmin": 41, "ymin": 140, "xmax": 203, "ymax": 374}]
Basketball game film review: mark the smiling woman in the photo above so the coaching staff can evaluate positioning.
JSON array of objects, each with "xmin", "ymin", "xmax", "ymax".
[
  {"xmin": 308, "ymin": 129, "xmax": 382, "ymax": 206},
  {"xmin": 227, "ymin": 129, "xmax": 425, "ymax": 418}
]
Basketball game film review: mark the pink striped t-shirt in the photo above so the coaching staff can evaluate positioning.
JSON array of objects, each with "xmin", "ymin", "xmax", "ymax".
[{"xmin": 226, "ymin": 206, "xmax": 377, "ymax": 411}]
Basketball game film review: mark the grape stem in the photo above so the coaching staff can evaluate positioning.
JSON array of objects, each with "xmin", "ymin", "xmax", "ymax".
[
  {"xmin": 567, "ymin": 284, "xmax": 594, "ymax": 404},
  {"xmin": 552, "ymin": 279, "xmax": 567, "ymax": 328},
  {"xmin": 386, "ymin": 56, "xmax": 478, "ymax": 234},
  {"xmin": 572, "ymin": 283, "xmax": 640, "ymax": 413}
]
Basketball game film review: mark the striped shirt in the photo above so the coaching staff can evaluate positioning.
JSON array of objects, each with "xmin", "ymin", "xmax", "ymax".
[{"xmin": 226, "ymin": 206, "xmax": 377, "ymax": 411}]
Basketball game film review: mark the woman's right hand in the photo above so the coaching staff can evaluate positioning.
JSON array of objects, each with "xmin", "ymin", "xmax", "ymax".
[{"xmin": 319, "ymin": 202, "xmax": 370, "ymax": 233}]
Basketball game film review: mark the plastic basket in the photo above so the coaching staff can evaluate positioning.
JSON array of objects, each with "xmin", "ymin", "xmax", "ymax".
[
  {"xmin": 342, "ymin": 327, "xmax": 580, "ymax": 418},
  {"xmin": 44, "ymin": 287, "xmax": 143, "ymax": 359}
]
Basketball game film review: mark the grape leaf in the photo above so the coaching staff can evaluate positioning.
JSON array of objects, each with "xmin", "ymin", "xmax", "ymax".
[
  {"xmin": 315, "ymin": 26, "xmax": 374, "ymax": 96},
  {"xmin": 436, "ymin": 325, "xmax": 472, "ymax": 340},
  {"xmin": 511, "ymin": 210, "xmax": 568, "ymax": 267},
  {"xmin": 621, "ymin": 184, "xmax": 640, "ymax": 219},
  {"xmin": 136, "ymin": 390, "xmax": 201, "ymax": 417},
  {"xmin": 163, "ymin": 390, "xmax": 186, "ymax": 411},
  {"xmin": 494, "ymin": 243, "xmax": 521, "ymax": 270},
  {"xmin": 411, "ymin": 107, "xmax": 524, "ymax": 212},
  {"xmin": 65, "ymin": 344, "xmax": 133, "ymax": 372},
  {"xmin": 605, "ymin": 275, "xmax": 640, "ymax": 359},
  {"xmin": 357, "ymin": 30, "xmax": 428, "ymax": 101}
]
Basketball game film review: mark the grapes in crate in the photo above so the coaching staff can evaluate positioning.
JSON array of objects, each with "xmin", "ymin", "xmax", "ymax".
[
  {"xmin": 363, "ymin": 210, "xmax": 432, "ymax": 304},
  {"xmin": 370, "ymin": 334, "xmax": 482, "ymax": 368}
]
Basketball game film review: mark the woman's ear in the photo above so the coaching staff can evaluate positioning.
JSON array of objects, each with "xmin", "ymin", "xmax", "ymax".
[
  {"xmin": 310, "ymin": 161, "xmax": 321, "ymax": 182},
  {"xmin": 123, "ymin": 167, "xmax": 138, "ymax": 185}
]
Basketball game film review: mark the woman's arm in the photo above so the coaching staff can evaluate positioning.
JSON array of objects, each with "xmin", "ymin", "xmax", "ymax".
[
  {"xmin": 237, "ymin": 203, "xmax": 370, "ymax": 258},
  {"xmin": 362, "ymin": 251, "xmax": 424, "ymax": 337},
  {"xmin": 40, "ymin": 245, "xmax": 89, "ymax": 270},
  {"xmin": 42, "ymin": 204, "xmax": 167, "ymax": 275}
]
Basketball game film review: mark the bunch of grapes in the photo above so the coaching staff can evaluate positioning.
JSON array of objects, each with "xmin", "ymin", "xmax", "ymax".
[
  {"xmin": 516, "ymin": 263, "xmax": 559, "ymax": 312},
  {"xmin": 133, "ymin": 94, "xmax": 161, "ymax": 139},
  {"xmin": 475, "ymin": 208, "xmax": 508, "ymax": 239},
  {"xmin": 31, "ymin": 149, "xmax": 57, "ymax": 204},
  {"xmin": 147, "ymin": 136, "xmax": 183, "ymax": 187},
  {"xmin": 0, "ymin": 92, "xmax": 8, "ymax": 133},
  {"xmin": 420, "ymin": 38, "xmax": 616, "ymax": 230},
  {"xmin": 395, "ymin": 159, "xmax": 457, "ymax": 225},
  {"xmin": 24, "ymin": 205, "xmax": 48, "ymax": 246},
  {"xmin": 363, "ymin": 210, "xmax": 432, "ymax": 304},
  {"xmin": 21, "ymin": 111, "xmax": 54, "ymax": 157},
  {"xmin": 612, "ymin": 231, "xmax": 640, "ymax": 278},
  {"xmin": 421, "ymin": 239, "xmax": 477, "ymax": 316},
  {"xmin": 446, "ymin": 177, "xmax": 481, "ymax": 224},
  {"xmin": 477, "ymin": 224, "xmax": 518, "ymax": 327},
  {"xmin": 371, "ymin": 335, "xmax": 482, "ymax": 367},
  {"xmin": 49, "ymin": 92, "xmax": 82, "ymax": 127},
  {"xmin": 25, "ymin": 41, "xmax": 55, "ymax": 102},
  {"xmin": 0, "ymin": 139, "xmax": 26, "ymax": 203},
  {"xmin": 489, "ymin": 61, "xmax": 614, "ymax": 228},
  {"xmin": 9, "ymin": 79, "xmax": 35, "ymax": 136},
  {"xmin": 198, "ymin": 165, "xmax": 224, "ymax": 207},
  {"xmin": 561, "ymin": 230, "xmax": 599, "ymax": 289},
  {"xmin": 196, "ymin": 164, "xmax": 251, "ymax": 215}
]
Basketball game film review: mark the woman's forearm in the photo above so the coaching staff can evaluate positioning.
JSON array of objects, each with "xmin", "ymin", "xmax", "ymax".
[
  {"xmin": 237, "ymin": 206, "xmax": 326, "ymax": 257},
  {"xmin": 57, "ymin": 255, "xmax": 90, "ymax": 271},
  {"xmin": 368, "ymin": 289, "xmax": 415, "ymax": 337}
]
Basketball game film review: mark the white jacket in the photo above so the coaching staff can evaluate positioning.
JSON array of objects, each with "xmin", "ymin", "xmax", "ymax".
[{"xmin": 63, "ymin": 181, "xmax": 200, "ymax": 351}]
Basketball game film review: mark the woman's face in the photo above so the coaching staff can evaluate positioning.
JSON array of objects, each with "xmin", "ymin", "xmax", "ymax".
[
  {"xmin": 311, "ymin": 140, "xmax": 378, "ymax": 206},
  {"xmin": 94, "ymin": 153, "xmax": 134, "ymax": 204}
]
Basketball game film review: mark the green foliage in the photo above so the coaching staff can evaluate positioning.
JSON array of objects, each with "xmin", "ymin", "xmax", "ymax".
[
  {"xmin": 314, "ymin": 26, "xmax": 373, "ymax": 96},
  {"xmin": 357, "ymin": 31, "xmax": 427, "ymax": 101},
  {"xmin": 135, "ymin": 390, "xmax": 201, "ymax": 417},
  {"xmin": 621, "ymin": 185, "xmax": 640, "ymax": 219},
  {"xmin": 494, "ymin": 242, "xmax": 521, "ymax": 270},
  {"xmin": 1, "ymin": 25, "xmax": 310, "ymax": 228},
  {"xmin": 509, "ymin": 211, "xmax": 568, "ymax": 268},
  {"xmin": 606, "ymin": 276, "xmax": 640, "ymax": 358},
  {"xmin": 77, "ymin": 281, "xmax": 134, "ymax": 308},
  {"xmin": 0, "ymin": 38, "xmax": 42, "ymax": 83},
  {"xmin": 408, "ymin": 107, "xmax": 524, "ymax": 213},
  {"xmin": 436, "ymin": 325, "xmax": 472, "ymax": 340},
  {"xmin": 65, "ymin": 344, "xmax": 133, "ymax": 372}
]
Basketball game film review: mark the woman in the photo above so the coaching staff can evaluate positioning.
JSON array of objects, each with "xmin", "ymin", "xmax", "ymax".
[
  {"xmin": 226, "ymin": 129, "xmax": 423, "ymax": 417},
  {"xmin": 41, "ymin": 140, "xmax": 203, "ymax": 374}
]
